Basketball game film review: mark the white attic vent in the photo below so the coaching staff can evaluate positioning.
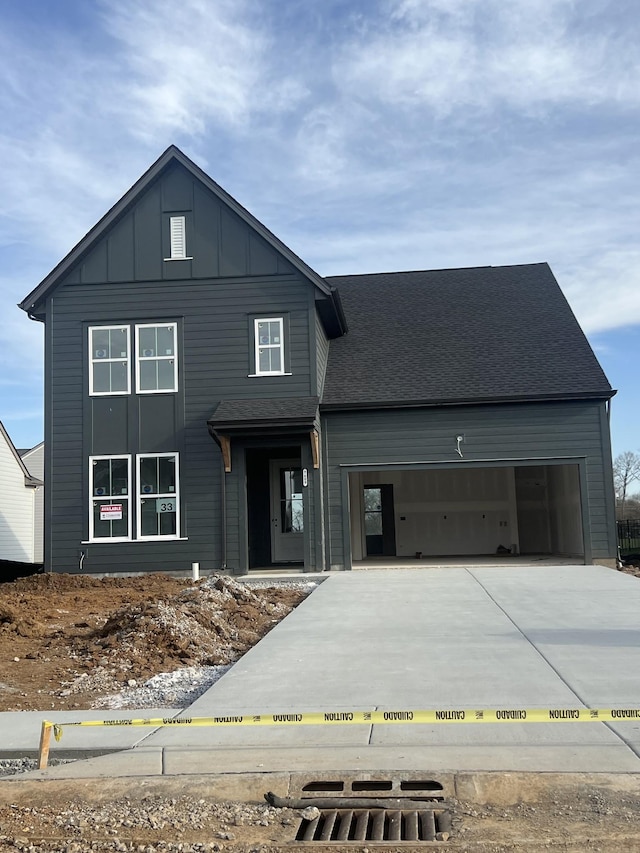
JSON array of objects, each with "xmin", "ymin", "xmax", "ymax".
[{"xmin": 168, "ymin": 215, "xmax": 188, "ymax": 260}]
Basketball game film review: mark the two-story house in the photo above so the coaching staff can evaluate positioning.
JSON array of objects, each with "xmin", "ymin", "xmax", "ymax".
[{"xmin": 19, "ymin": 146, "xmax": 617, "ymax": 575}]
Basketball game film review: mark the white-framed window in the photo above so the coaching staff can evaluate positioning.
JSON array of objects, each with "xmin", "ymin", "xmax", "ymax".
[
  {"xmin": 89, "ymin": 455, "xmax": 131, "ymax": 541},
  {"xmin": 164, "ymin": 215, "xmax": 193, "ymax": 261},
  {"xmin": 135, "ymin": 323, "xmax": 178, "ymax": 393},
  {"xmin": 254, "ymin": 317, "xmax": 285, "ymax": 375},
  {"xmin": 89, "ymin": 322, "xmax": 178, "ymax": 396},
  {"xmin": 137, "ymin": 453, "xmax": 180, "ymax": 539},
  {"xmin": 89, "ymin": 326, "xmax": 130, "ymax": 395}
]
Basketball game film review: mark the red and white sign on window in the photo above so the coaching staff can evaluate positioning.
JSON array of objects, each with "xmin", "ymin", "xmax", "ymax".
[{"xmin": 100, "ymin": 504, "xmax": 123, "ymax": 521}]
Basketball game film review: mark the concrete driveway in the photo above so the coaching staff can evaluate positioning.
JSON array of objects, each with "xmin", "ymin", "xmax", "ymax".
[{"xmin": 28, "ymin": 564, "xmax": 640, "ymax": 779}]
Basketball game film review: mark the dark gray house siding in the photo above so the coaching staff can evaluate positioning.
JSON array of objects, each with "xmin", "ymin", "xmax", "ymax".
[
  {"xmin": 32, "ymin": 154, "xmax": 336, "ymax": 575},
  {"xmin": 65, "ymin": 163, "xmax": 297, "ymax": 286},
  {"xmin": 22, "ymin": 146, "xmax": 616, "ymax": 576},
  {"xmin": 322, "ymin": 400, "xmax": 617, "ymax": 569},
  {"xmin": 44, "ymin": 270, "xmax": 320, "ymax": 574}
]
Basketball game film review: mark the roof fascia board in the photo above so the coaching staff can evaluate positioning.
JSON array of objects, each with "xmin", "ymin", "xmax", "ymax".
[
  {"xmin": 319, "ymin": 390, "xmax": 617, "ymax": 412},
  {"xmin": 20, "ymin": 145, "xmax": 334, "ymax": 313}
]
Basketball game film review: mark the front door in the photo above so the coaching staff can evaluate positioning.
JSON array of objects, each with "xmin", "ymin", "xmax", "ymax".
[{"xmin": 269, "ymin": 460, "xmax": 304, "ymax": 562}]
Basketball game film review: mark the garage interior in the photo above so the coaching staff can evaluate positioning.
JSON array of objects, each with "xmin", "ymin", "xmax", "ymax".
[{"xmin": 349, "ymin": 463, "xmax": 585, "ymax": 563}]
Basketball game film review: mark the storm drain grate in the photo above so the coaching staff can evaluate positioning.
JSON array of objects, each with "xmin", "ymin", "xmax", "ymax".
[{"xmin": 295, "ymin": 808, "xmax": 452, "ymax": 843}]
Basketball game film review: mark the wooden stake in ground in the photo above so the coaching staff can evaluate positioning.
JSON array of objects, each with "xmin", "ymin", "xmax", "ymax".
[{"xmin": 38, "ymin": 720, "xmax": 52, "ymax": 769}]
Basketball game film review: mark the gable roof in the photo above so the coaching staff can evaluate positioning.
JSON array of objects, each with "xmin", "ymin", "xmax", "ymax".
[
  {"xmin": 321, "ymin": 263, "xmax": 614, "ymax": 408},
  {"xmin": 19, "ymin": 146, "xmax": 346, "ymax": 335},
  {"xmin": 0, "ymin": 423, "xmax": 43, "ymax": 487}
]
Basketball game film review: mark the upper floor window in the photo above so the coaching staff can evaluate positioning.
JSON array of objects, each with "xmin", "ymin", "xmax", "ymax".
[
  {"xmin": 165, "ymin": 215, "xmax": 192, "ymax": 261},
  {"xmin": 89, "ymin": 326, "xmax": 131, "ymax": 395},
  {"xmin": 136, "ymin": 323, "xmax": 178, "ymax": 393},
  {"xmin": 89, "ymin": 322, "xmax": 178, "ymax": 396},
  {"xmin": 254, "ymin": 317, "xmax": 285, "ymax": 375}
]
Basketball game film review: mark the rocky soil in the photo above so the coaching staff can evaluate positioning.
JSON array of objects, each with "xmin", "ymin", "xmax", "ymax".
[
  {"xmin": 0, "ymin": 573, "xmax": 311, "ymax": 712},
  {"xmin": 0, "ymin": 784, "xmax": 639, "ymax": 851}
]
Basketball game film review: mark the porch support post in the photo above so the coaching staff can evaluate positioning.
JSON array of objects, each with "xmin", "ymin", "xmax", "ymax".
[
  {"xmin": 220, "ymin": 435, "xmax": 231, "ymax": 473},
  {"xmin": 310, "ymin": 429, "xmax": 320, "ymax": 469}
]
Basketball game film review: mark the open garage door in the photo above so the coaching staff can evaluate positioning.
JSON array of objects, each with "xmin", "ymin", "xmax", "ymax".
[{"xmin": 349, "ymin": 463, "xmax": 584, "ymax": 561}]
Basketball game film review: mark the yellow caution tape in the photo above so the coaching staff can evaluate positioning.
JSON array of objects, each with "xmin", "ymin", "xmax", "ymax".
[{"xmin": 46, "ymin": 707, "xmax": 640, "ymax": 741}]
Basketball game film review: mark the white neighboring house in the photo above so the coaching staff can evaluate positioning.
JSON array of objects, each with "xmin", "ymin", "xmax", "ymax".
[
  {"xmin": 19, "ymin": 440, "xmax": 44, "ymax": 564},
  {"xmin": 0, "ymin": 424, "xmax": 43, "ymax": 564}
]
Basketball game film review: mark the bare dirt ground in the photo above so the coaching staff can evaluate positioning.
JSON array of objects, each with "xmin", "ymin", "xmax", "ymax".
[
  {"xmin": 0, "ymin": 572, "xmax": 306, "ymax": 712},
  {"xmin": 0, "ymin": 781, "xmax": 640, "ymax": 851},
  {"xmin": 0, "ymin": 566, "xmax": 639, "ymax": 851}
]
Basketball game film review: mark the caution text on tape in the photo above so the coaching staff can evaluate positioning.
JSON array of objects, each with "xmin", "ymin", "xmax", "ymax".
[{"xmin": 46, "ymin": 707, "xmax": 640, "ymax": 741}]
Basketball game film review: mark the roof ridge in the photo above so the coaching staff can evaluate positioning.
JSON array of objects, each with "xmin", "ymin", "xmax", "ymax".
[{"xmin": 324, "ymin": 262, "xmax": 548, "ymax": 280}]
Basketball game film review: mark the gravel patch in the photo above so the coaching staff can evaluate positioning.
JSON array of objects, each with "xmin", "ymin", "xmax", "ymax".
[{"xmin": 94, "ymin": 664, "xmax": 233, "ymax": 709}]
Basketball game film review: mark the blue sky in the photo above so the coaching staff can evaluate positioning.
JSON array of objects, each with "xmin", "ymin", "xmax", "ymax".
[{"xmin": 1, "ymin": 0, "xmax": 638, "ymax": 456}]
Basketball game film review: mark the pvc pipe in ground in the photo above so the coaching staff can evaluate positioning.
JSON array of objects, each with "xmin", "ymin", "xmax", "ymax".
[{"xmin": 192, "ymin": 562, "xmax": 200, "ymax": 581}]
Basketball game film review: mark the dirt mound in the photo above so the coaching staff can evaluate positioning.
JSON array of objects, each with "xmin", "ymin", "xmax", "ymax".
[
  {"xmin": 0, "ymin": 573, "xmax": 309, "ymax": 711},
  {"xmin": 80, "ymin": 576, "xmax": 297, "ymax": 675},
  {"xmin": 0, "ymin": 603, "xmax": 45, "ymax": 639}
]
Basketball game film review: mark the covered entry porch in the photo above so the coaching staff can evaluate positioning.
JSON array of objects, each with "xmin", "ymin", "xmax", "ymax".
[
  {"xmin": 208, "ymin": 396, "xmax": 325, "ymax": 574},
  {"xmin": 347, "ymin": 460, "xmax": 588, "ymax": 566}
]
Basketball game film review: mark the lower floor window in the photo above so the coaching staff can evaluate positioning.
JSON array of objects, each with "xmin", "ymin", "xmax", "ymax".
[
  {"xmin": 89, "ymin": 453, "xmax": 180, "ymax": 541},
  {"xmin": 138, "ymin": 454, "xmax": 179, "ymax": 538}
]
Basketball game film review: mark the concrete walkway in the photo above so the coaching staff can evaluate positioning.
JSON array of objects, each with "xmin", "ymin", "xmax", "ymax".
[{"xmin": 8, "ymin": 565, "xmax": 640, "ymax": 779}]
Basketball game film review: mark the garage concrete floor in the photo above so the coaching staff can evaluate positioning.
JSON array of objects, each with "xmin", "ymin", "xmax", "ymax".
[{"xmin": 31, "ymin": 564, "xmax": 640, "ymax": 780}]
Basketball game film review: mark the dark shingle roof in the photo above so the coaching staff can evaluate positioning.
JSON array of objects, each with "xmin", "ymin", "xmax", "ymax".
[
  {"xmin": 321, "ymin": 263, "xmax": 613, "ymax": 408},
  {"xmin": 209, "ymin": 397, "xmax": 319, "ymax": 429}
]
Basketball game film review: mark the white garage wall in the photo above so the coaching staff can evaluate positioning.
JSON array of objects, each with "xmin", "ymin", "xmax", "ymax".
[{"xmin": 358, "ymin": 467, "xmax": 518, "ymax": 557}]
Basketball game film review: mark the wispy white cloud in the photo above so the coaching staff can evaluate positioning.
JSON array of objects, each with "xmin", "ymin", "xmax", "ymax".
[
  {"xmin": 0, "ymin": 0, "xmax": 639, "ymax": 449},
  {"xmin": 337, "ymin": 0, "xmax": 639, "ymax": 116}
]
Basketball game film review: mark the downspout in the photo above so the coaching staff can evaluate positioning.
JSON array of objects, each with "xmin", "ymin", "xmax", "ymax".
[{"xmin": 220, "ymin": 454, "xmax": 227, "ymax": 571}]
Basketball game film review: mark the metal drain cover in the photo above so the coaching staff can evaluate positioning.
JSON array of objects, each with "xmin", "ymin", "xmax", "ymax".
[{"xmin": 295, "ymin": 807, "xmax": 452, "ymax": 843}]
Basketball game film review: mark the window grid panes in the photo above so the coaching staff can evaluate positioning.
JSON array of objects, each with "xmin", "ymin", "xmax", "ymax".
[
  {"xmin": 137, "ymin": 454, "xmax": 179, "ymax": 539},
  {"xmin": 136, "ymin": 324, "xmax": 178, "ymax": 393},
  {"xmin": 89, "ymin": 456, "xmax": 130, "ymax": 540},
  {"xmin": 255, "ymin": 318, "xmax": 284, "ymax": 375},
  {"xmin": 89, "ymin": 326, "xmax": 130, "ymax": 395},
  {"xmin": 280, "ymin": 468, "xmax": 303, "ymax": 533},
  {"xmin": 364, "ymin": 487, "xmax": 383, "ymax": 536}
]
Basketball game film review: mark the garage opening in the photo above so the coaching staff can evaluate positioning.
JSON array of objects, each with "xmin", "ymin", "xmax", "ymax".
[{"xmin": 349, "ymin": 464, "xmax": 584, "ymax": 562}]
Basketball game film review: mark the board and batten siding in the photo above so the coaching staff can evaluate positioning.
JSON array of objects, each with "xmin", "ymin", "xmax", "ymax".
[
  {"xmin": 62, "ymin": 163, "xmax": 297, "ymax": 288},
  {"xmin": 322, "ymin": 400, "xmax": 616, "ymax": 569},
  {"xmin": 46, "ymin": 270, "xmax": 315, "ymax": 574},
  {"xmin": 0, "ymin": 434, "xmax": 35, "ymax": 562}
]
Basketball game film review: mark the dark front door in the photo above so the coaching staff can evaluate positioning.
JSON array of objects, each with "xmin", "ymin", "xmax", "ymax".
[
  {"xmin": 364, "ymin": 484, "xmax": 396, "ymax": 556},
  {"xmin": 270, "ymin": 460, "xmax": 304, "ymax": 562}
]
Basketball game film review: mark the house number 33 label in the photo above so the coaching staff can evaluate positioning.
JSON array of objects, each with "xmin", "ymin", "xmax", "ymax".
[{"xmin": 156, "ymin": 499, "xmax": 175, "ymax": 513}]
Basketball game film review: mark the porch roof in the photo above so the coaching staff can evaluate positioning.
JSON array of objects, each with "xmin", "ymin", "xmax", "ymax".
[{"xmin": 208, "ymin": 396, "xmax": 319, "ymax": 432}]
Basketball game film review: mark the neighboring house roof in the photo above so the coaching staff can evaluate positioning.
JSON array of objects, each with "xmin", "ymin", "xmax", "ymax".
[
  {"xmin": 321, "ymin": 263, "xmax": 614, "ymax": 409},
  {"xmin": 209, "ymin": 397, "xmax": 319, "ymax": 432},
  {"xmin": 19, "ymin": 146, "xmax": 347, "ymax": 336},
  {"xmin": 0, "ymin": 424, "xmax": 43, "ymax": 487},
  {"xmin": 20, "ymin": 441, "xmax": 45, "ymax": 481}
]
